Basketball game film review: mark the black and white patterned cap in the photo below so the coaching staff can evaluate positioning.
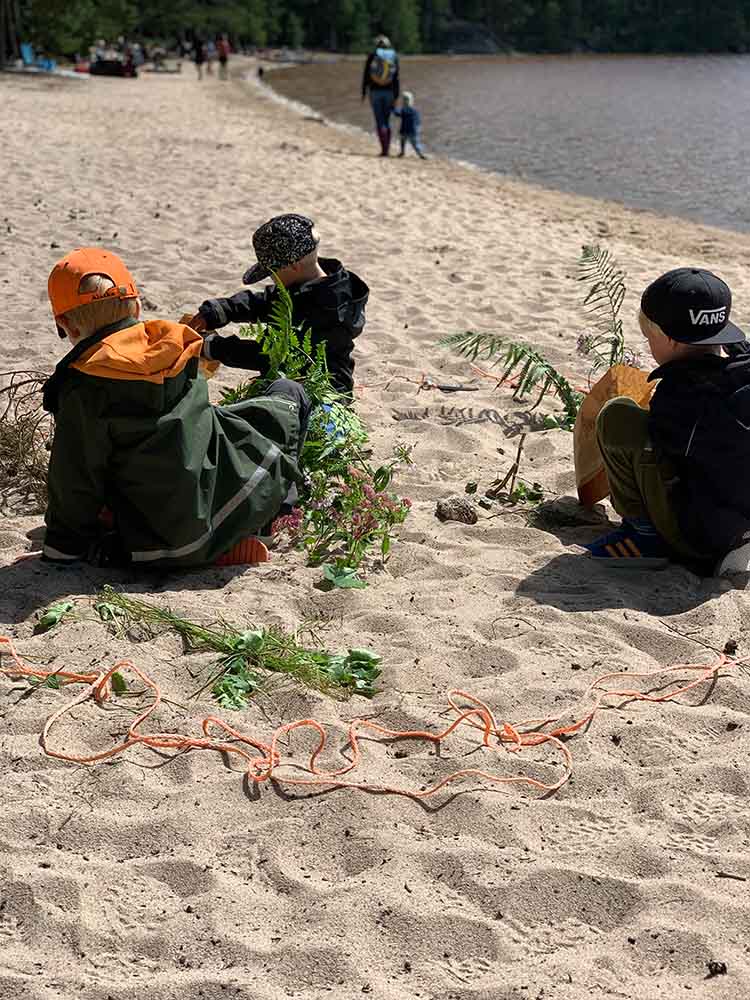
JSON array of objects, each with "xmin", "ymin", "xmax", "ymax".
[{"xmin": 242, "ymin": 214, "xmax": 320, "ymax": 284}]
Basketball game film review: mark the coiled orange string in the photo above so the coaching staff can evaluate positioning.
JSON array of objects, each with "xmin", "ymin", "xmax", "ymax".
[{"xmin": 0, "ymin": 635, "xmax": 740, "ymax": 800}]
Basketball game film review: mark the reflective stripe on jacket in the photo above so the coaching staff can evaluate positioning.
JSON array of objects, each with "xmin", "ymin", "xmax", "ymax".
[{"xmin": 43, "ymin": 318, "xmax": 302, "ymax": 567}]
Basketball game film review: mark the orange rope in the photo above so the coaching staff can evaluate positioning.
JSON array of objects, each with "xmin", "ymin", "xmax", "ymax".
[{"xmin": 0, "ymin": 635, "xmax": 740, "ymax": 800}]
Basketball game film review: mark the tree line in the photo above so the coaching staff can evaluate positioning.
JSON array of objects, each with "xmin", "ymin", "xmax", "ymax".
[{"xmin": 10, "ymin": 0, "xmax": 750, "ymax": 59}]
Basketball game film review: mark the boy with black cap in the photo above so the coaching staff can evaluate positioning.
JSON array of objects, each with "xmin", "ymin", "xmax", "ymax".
[
  {"xmin": 42, "ymin": 247, "xmax": 309, "ymax": 569},
  {"xmin": 189, "ymin": 214, "xmax": 368, "ymax": 398},
  {"xmin": 585, "ymin": 267, "xmax": 750, "ymax": 572}
]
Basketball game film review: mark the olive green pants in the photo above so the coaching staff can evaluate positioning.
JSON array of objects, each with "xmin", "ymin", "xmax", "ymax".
[{"xmin": 596, "ymin": 397, "xmax": 703, "ymax": 560}]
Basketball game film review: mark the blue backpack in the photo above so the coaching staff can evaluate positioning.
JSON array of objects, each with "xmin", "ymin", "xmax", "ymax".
[{"xmin": 369, "ymin": 47, "xmax": 397, "ymax": 86}]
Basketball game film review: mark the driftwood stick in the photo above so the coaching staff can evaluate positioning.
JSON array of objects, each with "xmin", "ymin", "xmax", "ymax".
[
  {"xmin": 506, "ymin": 433, "xmax": 526, "ymax": 495},
  {"xmin": 488, "ymin": 433, "xmax": 527, "ymax": 498}
]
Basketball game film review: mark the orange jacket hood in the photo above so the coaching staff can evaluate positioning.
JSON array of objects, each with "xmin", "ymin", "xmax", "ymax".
[{"xmin": 71, "ymin": 320, "xmax": 203, "ymax": 383}]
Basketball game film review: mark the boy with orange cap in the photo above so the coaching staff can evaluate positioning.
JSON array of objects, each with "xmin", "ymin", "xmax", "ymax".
[{"xmin": 42, "ymin": 247, "xmax": 309, "ymax": 568}]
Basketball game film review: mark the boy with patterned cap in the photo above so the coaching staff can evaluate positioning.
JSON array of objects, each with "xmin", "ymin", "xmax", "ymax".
[
  {"xmin": 585, "ymin": 267, "xmax": 750, "ymax": 572},
  {"xmin": 42, "ymin": 247, "xmax": 310, "ymax": 568},
  {"xmin": 188, "ymin": 214, "xmax": 368, "ymax": 397}
]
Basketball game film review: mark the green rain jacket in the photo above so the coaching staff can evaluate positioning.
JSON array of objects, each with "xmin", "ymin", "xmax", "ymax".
[{"xmin": 42, "ymin": 317, "xmax": 302, "ymax": 568}]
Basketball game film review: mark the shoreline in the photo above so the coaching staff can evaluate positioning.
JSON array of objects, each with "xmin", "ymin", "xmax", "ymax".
[
  {"xmin": 250, "ymin": 60, "xmax": 750, "ymax": 262},
  {"xmin": 260, "ymin": 52, "xmax": 750, "ymax": 240},
  {"xmin": 2, "ymin": 60, "xmax": 750, "ymax": 999}
]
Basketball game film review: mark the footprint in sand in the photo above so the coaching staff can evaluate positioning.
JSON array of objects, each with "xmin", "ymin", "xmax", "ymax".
[
  {"xmin": 99, "ymin": 885, "xmax": 142, "ymax": 935},
  {"xmin": 545, "ymin": 808, "xmax": 631, "ymax": 855},
  {"xmin": 664, "ymin": 789, "xmax": 747, "ymax": 855},
  {"xmin": 441, "ymin": 955, "xmax": 493, "ymax": 984},
  {"xmin": 500, "ymin": 914, "xmax": 602, "ymax": 957},
  {"xmin": 82, "ymin": 950, "xmax": 161, "ymax": 980},
  {"xmin": 665, "ymin": 826, "xmax": 722, "ymax": 854},
  {"xmin": 0, "ymin": 911, "xmax": 22, "ymax": 942}
]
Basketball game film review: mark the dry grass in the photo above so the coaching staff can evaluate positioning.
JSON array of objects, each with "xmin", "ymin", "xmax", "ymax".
[{"xmin": 0, "ymin": 370, "xmax": 52, "ymax": 514}]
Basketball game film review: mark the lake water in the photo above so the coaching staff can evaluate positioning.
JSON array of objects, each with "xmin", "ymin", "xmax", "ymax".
[{"xmin": 269, "ymin": 54, "xmax": 750, "ymax": 233}]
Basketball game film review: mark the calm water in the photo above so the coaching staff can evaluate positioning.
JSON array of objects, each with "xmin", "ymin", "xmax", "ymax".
[{"xmin": 269, "ymin": 54, "xmax": 750, "ymax": 232}]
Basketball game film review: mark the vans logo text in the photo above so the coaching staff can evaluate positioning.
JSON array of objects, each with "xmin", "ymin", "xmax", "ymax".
[{"xmin": 689, "ymin": 307, "xmax": 726, "ymax": 326}]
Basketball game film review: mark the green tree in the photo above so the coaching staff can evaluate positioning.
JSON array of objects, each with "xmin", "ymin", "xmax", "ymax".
[
  {"xmin": 542, "ymin": 0, "xmax": 563, "ymax": 49},
  {"xmin": 286, "ymin": 11, "xmax": 305, "ymax": 48},
  {"xmin": 15, "ymin": 0, "xmax": 750, "ymax": 59},
  {"xmin": 390, "ymin": 0, "xmax": 421, "ymax": 51}
]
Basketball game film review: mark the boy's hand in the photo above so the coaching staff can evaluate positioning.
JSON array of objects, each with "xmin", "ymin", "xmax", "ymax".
[{"xmin": 185, "ymin": 312, "xmax": 207, "ymax": 333}]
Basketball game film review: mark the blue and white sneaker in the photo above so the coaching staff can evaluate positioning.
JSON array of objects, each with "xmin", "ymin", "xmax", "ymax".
[{"xmin": 584, "ymin": 519, "xmax": 671, "ymax": 569}]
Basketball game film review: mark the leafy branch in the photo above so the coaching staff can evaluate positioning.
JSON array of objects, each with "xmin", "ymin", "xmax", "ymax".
[
  {"xmin": 94, "ymin": 587, "xmax": 382, "ymax": 708},
  {"xmin": 217, "ymin": 276, "xmax": 413, "ymax": 586},
  {"xmin": 440, "ymin": 331, "xmax": 582, "ymax": 430},
  {"xmin": 576, "ymin": 244, "xmax": 626, "ymax": 370}
]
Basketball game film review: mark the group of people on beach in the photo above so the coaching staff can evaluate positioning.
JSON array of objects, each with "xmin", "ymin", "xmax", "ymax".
[
  {"xmin": 192, "ymin": 36, "xmax": 231, "ymax": 80},
  {"xmin": 361, "ymin": 35, "xmax": 426, "ymax": 159},
  {"xmin": 38, "ymin": 206, "xmax": 750, "ymax": 578}
]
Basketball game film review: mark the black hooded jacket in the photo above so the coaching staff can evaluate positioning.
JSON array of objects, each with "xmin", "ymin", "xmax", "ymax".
[
  {"xmin": 648, "ymin": 343, "xmax": 750, "ymax": 556},
  {"xmin": 198, "ymin": 259, "xmax": 368, "ymax": 395}
]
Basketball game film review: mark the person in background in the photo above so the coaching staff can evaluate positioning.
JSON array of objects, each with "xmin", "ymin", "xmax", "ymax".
[
  {"xmin": 361, "ymin": 34, "xmax": 399, "ymax": 157},
  {"xmin": 193, "ymin": 38, "xmax": 205, "ymax": 80},
  {"xmin": 393, "ymin": 90, "xmax": 426, "ymax": 160},
  {"xmin": 205, "ymin": 38, "xmax": 216, "ymax": 75},
  {"xmin": 217, "ymin": 36, "xmax": 230, "ymax": 79}
]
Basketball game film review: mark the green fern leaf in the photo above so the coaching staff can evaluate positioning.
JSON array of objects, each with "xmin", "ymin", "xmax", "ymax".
[
  {"xmin": 440, "ymin": 330, "xmax": 581, "ymax": 429},
  {"xmin": 577, "ymin": 244, "xmax": 627, "ymax": 370}
]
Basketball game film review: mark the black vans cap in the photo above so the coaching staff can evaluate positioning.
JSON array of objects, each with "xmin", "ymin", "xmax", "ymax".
[{"xmin": 641, "ymin": 267, "xmax": 746, "ymax": 346}]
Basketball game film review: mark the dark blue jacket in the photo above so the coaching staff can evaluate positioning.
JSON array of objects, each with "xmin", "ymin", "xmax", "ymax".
[
  {"xmin": 393, "ymin": 106, "xmax": 420, "ymax": 135},
  {"xmin": 648, "ymin": 342, "xmax": 750, "ymax": 556},
  {"xmin": 197, "ymin": 259, "xmax": 368, "ymax": 396}
]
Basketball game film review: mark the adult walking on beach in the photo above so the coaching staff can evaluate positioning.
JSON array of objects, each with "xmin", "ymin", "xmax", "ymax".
[
  {"xmin": 217, "ymin": 36, "xmax": 230, "ymax": 80},
  {"xmin": 361, "ymin": 35, "xmax": 400, "ymax": 157},
  {"xmin": 193, "ymin": 38, "xmax": 205, "ymax": 80}
]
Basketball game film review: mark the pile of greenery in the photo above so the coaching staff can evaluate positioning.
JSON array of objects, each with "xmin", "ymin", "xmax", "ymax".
[
  {"xmin": 221, "ymin": 279, "xmax": 412, "ymax": 588},
  {"xmin": 32, "ymin": 588, "xmax": 383, "ymax": 709}
]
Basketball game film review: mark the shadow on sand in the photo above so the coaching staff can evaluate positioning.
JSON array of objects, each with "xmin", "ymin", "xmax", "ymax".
[
  {"xmin": 0, "ymin": 553, "xmax": 250, "ymax": 626},
  {"xmin": 516, "ymin": 551, "xmax": 735, "ymax": 617}
]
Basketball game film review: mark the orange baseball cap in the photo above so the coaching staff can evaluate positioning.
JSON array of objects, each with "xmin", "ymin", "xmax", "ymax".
[{"xmin": 48, "ymin": 247, "xmax": 139, "ymax": 321}]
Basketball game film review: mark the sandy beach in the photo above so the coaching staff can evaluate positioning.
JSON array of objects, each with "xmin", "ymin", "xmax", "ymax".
[{"xmin": 1, "ymin": 59, "xmax": 749, "ymax": 999}]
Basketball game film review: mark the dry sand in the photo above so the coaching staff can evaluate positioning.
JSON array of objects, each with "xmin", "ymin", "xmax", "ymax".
[{"xmin": 1, "ymin": 59, "xmax": 750, "ymax": 1000}]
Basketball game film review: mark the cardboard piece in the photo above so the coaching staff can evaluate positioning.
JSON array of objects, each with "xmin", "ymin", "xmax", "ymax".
[{"xmin": 574, "ymin": 364, "xmax": 655, "ymax": 507}]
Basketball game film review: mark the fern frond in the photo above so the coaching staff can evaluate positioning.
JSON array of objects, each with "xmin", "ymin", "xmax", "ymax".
[
  {"xmin": 577, "ymin": 244, "xmax": 626, "ymax": 369},
  {"xmin": 440, "ymin": 331, "xmax": 582, "ymax": 428},
  {"xmin": 439, "ymin": 330, "xmax": 510, "ymax": 364},
  {"xmin": 269, "ymin": 275, "xmax": 295, "ymax": 332},
  {"xmin": 220, "ymin": 274, "xmax": 338, "ymax": 408}
]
